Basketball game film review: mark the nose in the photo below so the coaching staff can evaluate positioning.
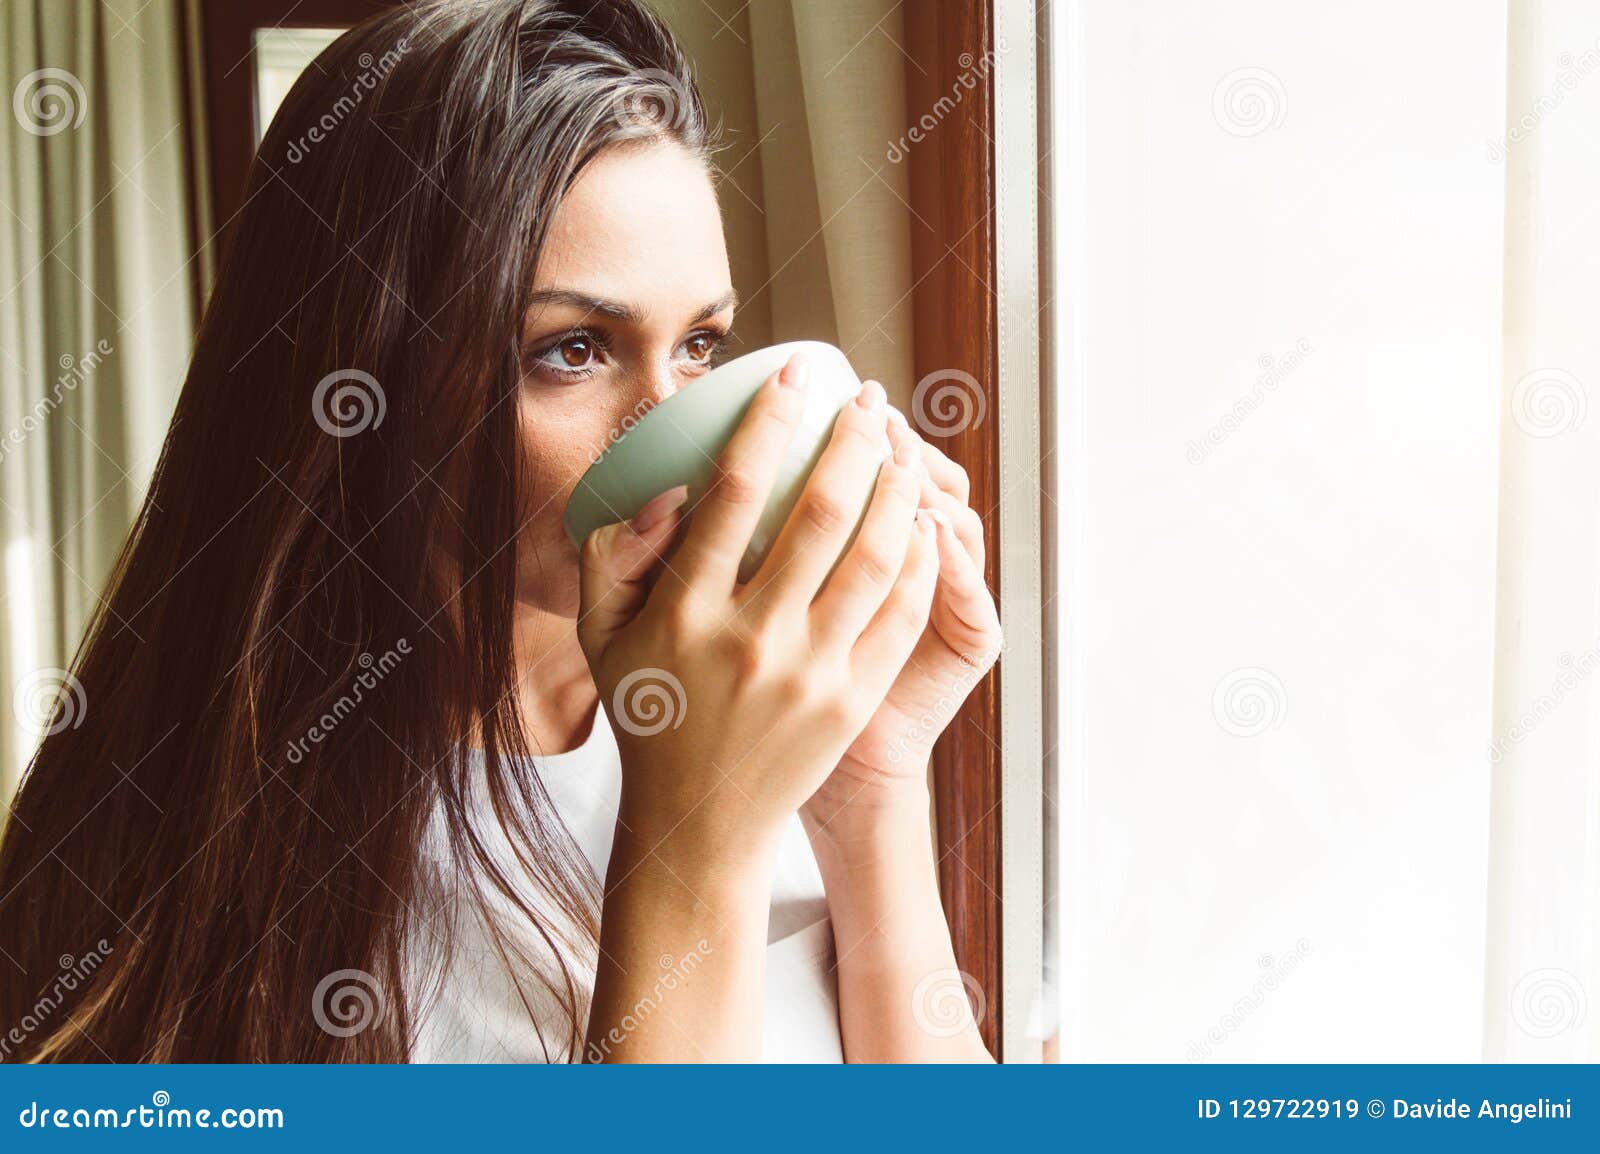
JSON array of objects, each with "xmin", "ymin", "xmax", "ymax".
[
  {"xmin": 613, "ymin": 355, "xmax": 685, "ymax": 436},
  {"xmin": 643, "ymin": 363, "xmax": 678, "ymax": 407},
  {"xmin": 622, "ymin": 364, "xmax": 678, "ymax": 426}
]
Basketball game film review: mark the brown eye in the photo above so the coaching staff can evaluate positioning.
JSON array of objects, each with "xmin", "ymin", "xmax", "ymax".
[
  {"xmin": 532, "ymin": 332, "xmax": 603, "ymax": 379},
  {"xmin": 558, "ymin": 335, "xmax": 594, "ymax": 367},
  {"xmin": 683, "ymin": 332, "xmax": 718, "ymax": 363}
]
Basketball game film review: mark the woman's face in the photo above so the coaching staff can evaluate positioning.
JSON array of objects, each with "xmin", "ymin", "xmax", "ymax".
[{"xmin": 515, "ymin": 141, "xmax": 734, "ymax": 618}]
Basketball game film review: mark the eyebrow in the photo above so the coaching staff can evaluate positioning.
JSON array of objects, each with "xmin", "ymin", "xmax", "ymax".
[{"xmin": 525, "ymin": 288, "xmax": 738, "ymax": 327}]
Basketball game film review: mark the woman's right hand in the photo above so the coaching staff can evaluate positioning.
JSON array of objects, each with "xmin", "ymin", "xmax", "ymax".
[{"xmin": 575, "ymin": 352, "xmax": 938, "ymax": 866}]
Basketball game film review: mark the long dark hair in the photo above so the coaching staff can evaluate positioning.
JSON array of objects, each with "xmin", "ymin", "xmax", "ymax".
[{"xmin": 0, "ymin": 0, "xmax": 707, "ymax": 1062}]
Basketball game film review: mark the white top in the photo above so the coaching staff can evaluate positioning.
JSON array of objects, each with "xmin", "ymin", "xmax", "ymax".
[{"xmin": 409, "ymin": 706, "xmax": 843, "ymax": 1062}]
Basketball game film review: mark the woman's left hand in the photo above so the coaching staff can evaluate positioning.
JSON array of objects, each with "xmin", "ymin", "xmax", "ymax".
[
  {"xmin": 802, "ymin": 400, "xmax": 1003, "ymax": 828},
  {"xmin": 798, "ymin": 395, "xmax": 1002, "ymax": 1063}
]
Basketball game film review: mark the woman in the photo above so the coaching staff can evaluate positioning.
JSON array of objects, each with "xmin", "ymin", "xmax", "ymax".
[{"xmin": 0, "ymin": 0, "xmax": 998, "ymax": 1062}]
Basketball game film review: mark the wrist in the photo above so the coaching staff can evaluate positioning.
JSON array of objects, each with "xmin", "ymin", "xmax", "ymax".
[
  {"xmin": 805, "ymin": 786, "xmax": 951, "ymax": 972},
  {"xmin": 803, "ymin": 769, "xmax": 935, "ymax": 879},
  {"xmin": 613, "ymin": 795, "xmax": 786, "ymax": 898}
]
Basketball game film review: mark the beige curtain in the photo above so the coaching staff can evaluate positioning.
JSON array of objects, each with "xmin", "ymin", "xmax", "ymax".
[
  {"xmin": 656, "ymin": 0, "xmax": 914, "ymax": 402},
  {"xmin": 0, "ymin": 0, "xmax": 908, "ymax": 799},
  {"xmin": 0, "ymin": 0, "xmax": 193, "ymax": 796}
]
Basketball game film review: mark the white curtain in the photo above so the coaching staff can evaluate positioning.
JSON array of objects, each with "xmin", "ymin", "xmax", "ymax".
[
  {"xmin": 0, "ymin": 0, "xmax": 193, "ymax": 796},
  {"xmin": 1483, "ymin": 0, "xmax": 1600, "ymax": 1062}
]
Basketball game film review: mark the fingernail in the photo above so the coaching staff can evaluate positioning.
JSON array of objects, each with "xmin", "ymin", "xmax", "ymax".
[
  {"xmin": 916, "ymin": 508, "xmax": 937, "ymax": 534},
  {"xmin": 894, "ymin": 432, "xmax": 920, "ymax": 468},
  {"xmin": 779, "ymin": 353, "xmax": 811, "ymax": 390},
  {"xmin": 887, "ymin": 406, "xmax": 908, "ymax": 427},
  {"xmin": 855, "ymin": 379, "xmax": 886, "ymax": 412},
  {"xmin": 631, "ymin": 485, "xmax": 689, "ymax": 533},
  {"xmin": 928, "ymin": 507, "xmax": 951, "ymax": 529}
]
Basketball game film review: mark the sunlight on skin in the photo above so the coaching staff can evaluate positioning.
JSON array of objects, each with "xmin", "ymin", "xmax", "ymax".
[{"xmin": 509, "ymin": 141, "xmax": 736, "ymax": 752}]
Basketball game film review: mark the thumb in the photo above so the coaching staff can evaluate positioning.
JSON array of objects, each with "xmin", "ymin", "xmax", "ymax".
[{"xmin": 576, "ymin": 485, "xmax": 689, "ymax": 664}]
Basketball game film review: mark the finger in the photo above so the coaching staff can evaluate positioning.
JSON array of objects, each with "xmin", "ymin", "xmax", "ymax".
[
  {"xmin": 849, "ymin": 509, "xmax": 940, "ymax": 696},
  {"xmin": 746, "ymin": 379, "xmax": 892, "ymax": 605},
  {"xmin": 887, "ymin": 412, "xmax": 929, "ymax": 492},
  {"xmin": 921, "ymin": 482, "xmax": 985, "ymax": 571},
  {"xmin": 952, "ymin": 505, "xmax": 985, "ymax": 571},
  {"xmin": 672, "ymin": 353, "xmax": 810, "ymax": 591},
  {"xmin": 808, "ymin": 424, "xmax": 924, "ymax": 649},
  {"xmin": 576, "ymin": 486, "xmax": 689, "ymax": 663},
  {"xmin": 890, "ymin": 406, "xmax": 969, "ymax": 503},
  {"xmin": 927, "ymin": 508, "xmax": 1002, "ymax": 659},
  {"xmin": 891, "ymin": 406, "xmax": 982, "ymax": 566}
]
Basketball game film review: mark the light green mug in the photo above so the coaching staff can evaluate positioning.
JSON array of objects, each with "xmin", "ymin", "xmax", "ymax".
[{"xmin": 563, "ymin": 340, "xmax": 889, "ymax": 582}]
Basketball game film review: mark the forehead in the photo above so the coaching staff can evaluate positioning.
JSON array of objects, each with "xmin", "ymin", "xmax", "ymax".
[{"xmin": 533, "ymin": 141, "xmax": 731, "ymax": 312}]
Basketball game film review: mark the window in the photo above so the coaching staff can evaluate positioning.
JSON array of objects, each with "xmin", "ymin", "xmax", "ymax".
[
  {"xmin": 253, "ymin": 27, "xmax": 343, "ymax": 141},
  {"xmin": 194, "ymin": 0, "xmax": 395, "ymax": 268},
  {"xmin": 1044, "ymin": 0, "xmax": 1600, "ymax": 1062}
]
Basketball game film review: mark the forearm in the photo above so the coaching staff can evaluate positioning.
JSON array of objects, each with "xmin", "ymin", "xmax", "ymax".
[
  {"xmin": 585, "ymin": 815, "xmax": 777, "ymax": 1063},
  {"xmin": 804, "ymin": 772, "xmax": 994, "ymax": 1063}
]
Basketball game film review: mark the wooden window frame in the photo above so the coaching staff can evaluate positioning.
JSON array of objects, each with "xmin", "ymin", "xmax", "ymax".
[
  {"xmin": 905, "ymin": 1, "xmax": 1008, "ymax": 1059},
  {"xmin": 194, "ymin": 0, "xmax": 396, "ymax": 256}
]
